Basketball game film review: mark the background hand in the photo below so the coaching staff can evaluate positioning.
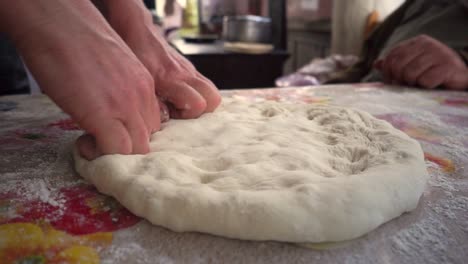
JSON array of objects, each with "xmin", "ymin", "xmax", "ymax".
[{"xmin": 374, "ymin": 35, "xmax": 468, "ymax": 90}]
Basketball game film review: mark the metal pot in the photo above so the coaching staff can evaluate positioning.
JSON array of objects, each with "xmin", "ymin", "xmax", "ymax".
[{"xmin": 222, "ymin": 15, "xmax": 272, "ymax": 44}]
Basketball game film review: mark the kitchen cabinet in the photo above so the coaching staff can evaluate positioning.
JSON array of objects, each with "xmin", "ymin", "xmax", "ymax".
[{"xmin": 284, "ymin": 19, "xmax": 331, "ymax": 74}]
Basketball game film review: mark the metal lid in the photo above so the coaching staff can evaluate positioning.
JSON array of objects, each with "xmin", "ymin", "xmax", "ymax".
[{"xmin": 223, "ymin": 15, "xmax": 271, "ymax": 24}]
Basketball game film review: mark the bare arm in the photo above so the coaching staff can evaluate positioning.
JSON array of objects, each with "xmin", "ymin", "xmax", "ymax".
[{"xmin": 0, "ymin": 1, "xmax": 161, "ymax": 159}]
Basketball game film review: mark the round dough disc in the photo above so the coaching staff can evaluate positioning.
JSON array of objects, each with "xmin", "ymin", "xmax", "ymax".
[{"xmin": 74, "ymin": 99, "xmax": 428, "ymax": 243}]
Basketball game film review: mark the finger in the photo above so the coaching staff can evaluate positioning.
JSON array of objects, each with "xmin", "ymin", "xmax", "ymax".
[
  {"xmin": 444, "ymin": 68, "xmax": 468, "ymax": 90},
  {"xmin": 172, "ymin": 55, "xmax": 221, "ymax": 112},
  {"xmin": 163, "ymin": 48, "xmax": 219, "ymax": 114},
  {"xmin": 84, "ymin": 118, "xmax": 133, "ymax": 156},
  {"xmin": 76, "ymin": 133, "xmax": 100, "ymax": 160},
  {"xmin": 168, "ymin": 50, "xmax": 220, "ymax": 109},
  {"xmin": 169, "ymin": 48, "xmax": 197, "ymax": 72},
  {"xmin": 158, "ymin": 82, "xmax": 207, "ymax": 119},
  {"xmin": 390, "ymin": 50, "xmax": 426, "ymax": 83},
  {"xmin": 188, "ymin": 76, "xmax": 222, "ymax": 112},
  {"xmin": 382, "ymin": 43, "xmax": 423, "ymax": 83},
  {"xmin": 401, "ymin": 54, "xmax": 435, "ymax": 86},
  {"xmin": 416, "ymin": 66, "xmax": 446, "ymax": 89},
  {"xmin": 123, "ymin": 114, "xmax": 150, "ymax": 154}
]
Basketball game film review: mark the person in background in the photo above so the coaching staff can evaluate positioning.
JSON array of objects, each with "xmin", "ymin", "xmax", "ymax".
[
  {"xmin": 0, "ymin": 34, "xmax": 29, "ymax": 95},
  {"xmin": 329, "ymin": 0, "xmax": 468, "ymax": 90},
  {"xmin": 0, "ymin": 0, "xmax": 221, "ymax": 160}
]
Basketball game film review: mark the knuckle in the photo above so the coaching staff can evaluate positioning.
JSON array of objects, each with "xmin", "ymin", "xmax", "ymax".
[
  {"xmin": 162, "ymin": 65, "xmax": 186, "ymax": 83},
  {"xmin": 418, "ymin": 75, "xmax": 434, "ymax": 88},
  {"xmin": 403, "ymin": 69, "xmax": 417, "ymax": 83}
]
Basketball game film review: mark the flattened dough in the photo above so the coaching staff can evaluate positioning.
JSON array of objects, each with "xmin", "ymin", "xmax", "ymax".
[{"xmin": 74, "ymin": 99, "xmax": 428, "ymax": 243}]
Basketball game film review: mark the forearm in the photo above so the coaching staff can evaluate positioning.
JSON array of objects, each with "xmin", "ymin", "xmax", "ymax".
[
  {"xmin": 0, "ymin": 1, "xmax": 62, "ymax": 45},
  {"xmin": 0, "ymin": 1, "xmax": 110, "ymax": 52}
]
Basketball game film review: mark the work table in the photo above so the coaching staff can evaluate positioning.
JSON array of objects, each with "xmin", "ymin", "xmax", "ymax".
[{"xmin": 0, "ymin": 84, "xmax": 467, "ymax": 263}]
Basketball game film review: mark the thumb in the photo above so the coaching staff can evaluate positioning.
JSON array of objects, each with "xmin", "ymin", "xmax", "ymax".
[
  {"xmin": 76, "ymin": 134, "xmax": 99, "ymax": 160},
  {"xmin": 76, "ymin": 119, "xmax": 133, "ymax": 160}
]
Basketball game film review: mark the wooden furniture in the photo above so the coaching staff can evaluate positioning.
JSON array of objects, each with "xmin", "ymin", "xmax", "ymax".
[{"xmin": 170, "ymin": 39, "xmax": 289, "ymax": 89}]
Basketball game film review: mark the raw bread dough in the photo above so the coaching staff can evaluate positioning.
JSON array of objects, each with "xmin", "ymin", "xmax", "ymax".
[{"xmin": 74, "ymin": 98, "xmax": 428, "ymax": 243}]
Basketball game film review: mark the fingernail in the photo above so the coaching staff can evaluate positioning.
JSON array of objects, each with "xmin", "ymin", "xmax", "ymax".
[{"xmin": 77, "ymin": 134, "xmax": 101, "ymax": 160}]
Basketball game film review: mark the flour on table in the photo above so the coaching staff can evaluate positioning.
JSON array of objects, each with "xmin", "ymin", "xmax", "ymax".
[{"xmin": 74, "ymin": 98, "xmax": 428, "ymax": 243}]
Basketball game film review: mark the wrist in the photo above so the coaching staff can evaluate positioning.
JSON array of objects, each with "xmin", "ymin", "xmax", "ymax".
[{"xmin": 103, "ymin": 0, "xmax": 153, "ymax": 32}]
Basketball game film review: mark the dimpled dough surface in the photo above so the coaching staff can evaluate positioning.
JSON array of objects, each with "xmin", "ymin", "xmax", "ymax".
[{"xmin": 74, "ymin": 98, "xmax": 428, "ymax": 243}]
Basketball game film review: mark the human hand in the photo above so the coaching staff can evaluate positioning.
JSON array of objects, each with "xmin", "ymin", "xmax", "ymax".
[
  {"xmin": 374, "ymin": 35, "xmax": 468, "ymax": 90},
  {"xmin": 9, "ymin": 1, "xmax": 162, "ymax": 160},
  {"xmin": 103, "ymin": 0, "xmax": 222, "ymax": 119}
]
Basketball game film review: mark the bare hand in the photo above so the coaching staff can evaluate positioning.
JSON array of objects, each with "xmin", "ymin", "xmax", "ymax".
[
  {"xmin": 8, "ymin": 1, "xmax": 162, "ymax": 160},
  {"xmin": 104, "ymin": 0, "xmax": 222, "ymax": 119},
  {"xmin": 374, "ymin": 35, "xmax": 468, "ymax": 90}
]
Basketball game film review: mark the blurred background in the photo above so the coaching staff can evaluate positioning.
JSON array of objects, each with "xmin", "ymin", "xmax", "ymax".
[
  {"xmin": 148, "ymin": 0, "xmax": 403, "ymax": 89},
  {"xmin": 1, "ymin": 0, "xmax": 405, "ymax": 94}
]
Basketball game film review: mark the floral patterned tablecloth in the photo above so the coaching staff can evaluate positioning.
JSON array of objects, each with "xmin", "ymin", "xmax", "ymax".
[{"xmin": 0, "ymin": 84, "xmax": 467, "ymax": 264}]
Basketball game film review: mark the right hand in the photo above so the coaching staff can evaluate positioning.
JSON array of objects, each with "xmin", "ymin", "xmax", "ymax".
[
  {"xmin": 14, "ymin": 1, "xmax": 161, "ymax": 160},
  {"xmin": 102, "ymin": 0, "xmax": 222, "ymax": 119},
  {"xmin": 374, "ymin": 35, "xmax": 468, "ymax": 90}
]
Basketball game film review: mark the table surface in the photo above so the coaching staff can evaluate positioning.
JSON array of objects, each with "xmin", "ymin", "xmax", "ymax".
[{"xmin": 0, "ymin": 83, "xmax": 467, "ymax": 264}]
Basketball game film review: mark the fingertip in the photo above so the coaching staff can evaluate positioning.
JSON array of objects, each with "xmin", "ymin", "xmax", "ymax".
[
  {"xmin": 192, "ymin": 78, "xmax": 222, "ymax": 113},
  {"xmin": 206, "ymin": 93, "xmax": 222, "ymax": 113},
  {"xmin": 136, "ymin": 141, "xmax": 150, "ymax": 154},
  {"xmin": 180, "ymin": 97, "xmax": 207, "ymax": 119},
  {"xmin": 93, "ymin": 120, "xmax": 133, "ymax": 156},
  {"xmin": 76, "ymin": 134, "xmax": 100, "ymax": 160}
]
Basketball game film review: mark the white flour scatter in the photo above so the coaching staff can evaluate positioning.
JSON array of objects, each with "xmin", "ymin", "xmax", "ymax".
[
  {"xmin": 430, "ymin": 196, "xmax": 468, "ymax": 222},
  {"xmin": 102, "ymin": 242, "xmax": 175, "ymax": 264},
  {"xmin": 391, "ymin": 217, "xmax": 459, "ymax": 264},
  {"xmin": 37, "ymin": 179, "xmax": 59, "ymax": 207},
  {"xmin": 17, "ymin": 178, "xmax": 66, "ymax": 222},
  {"xmin": 0, "ymin": 165, "xmax": 73, "ymax": 223}
]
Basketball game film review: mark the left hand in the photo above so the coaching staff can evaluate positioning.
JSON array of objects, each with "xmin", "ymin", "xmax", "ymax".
[
  {"xmin": 102, "ymin": 0, "xmax": 221, "ymax": 119},
  {"xmin": 374, "ymin": 35, "xmax": 468, "ymax": 90}
]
